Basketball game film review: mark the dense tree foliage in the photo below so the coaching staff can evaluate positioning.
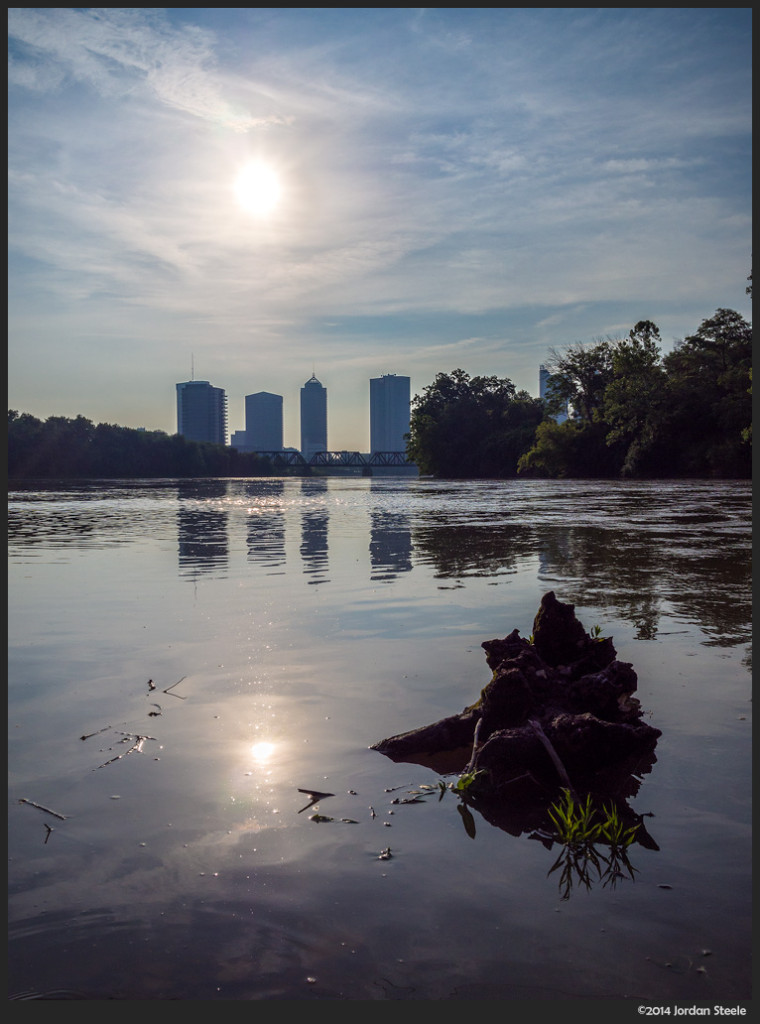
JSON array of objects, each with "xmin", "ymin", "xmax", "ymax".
[
  {"xmin": 601, "ymin": 321, "xmax": 666, "ymax": 476},
  {"xmin": 406, "ymin": 307, "xmax": 750, "ymax": 480},
  {"xmin": 7, "ymin": 411, "xmax": 275, "ymax": 479},
  {"xmin": 659, "ymin": 309, "xmax": 752, "ymax": 477},
  {"xmin": 405, "ymin": 369, "xmax": 544, "ymax": 477},
  {"xmin": 519, "ymin": 309, "xmax": 751, "ymax": 480},
  {"xmin": 543, "ymin": 339, "xmax": 615, "ymax": 424}
]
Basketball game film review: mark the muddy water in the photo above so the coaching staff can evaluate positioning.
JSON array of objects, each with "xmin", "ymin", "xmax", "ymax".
[{"xmin": 8, "ymin": 477, "xmax": 751, "ymax": 1001}]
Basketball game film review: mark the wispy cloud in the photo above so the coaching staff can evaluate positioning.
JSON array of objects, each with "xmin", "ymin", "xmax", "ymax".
[{"xmin": 8, "ymin": 8, "xmax": 288, "ymax": 131}]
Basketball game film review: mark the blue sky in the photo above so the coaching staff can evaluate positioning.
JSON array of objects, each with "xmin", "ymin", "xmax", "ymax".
[{"xmin": 8, "ymin": 8, "xmax": 752, "ymax": 451}]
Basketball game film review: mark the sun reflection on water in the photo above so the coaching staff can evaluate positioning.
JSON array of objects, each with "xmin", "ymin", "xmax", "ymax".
[{"xmin": 250, "ymin": 740, "xmax": 277, "ymax": 764}]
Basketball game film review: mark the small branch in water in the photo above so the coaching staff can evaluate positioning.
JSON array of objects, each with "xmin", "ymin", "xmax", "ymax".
[
  {"xmin": 163, "ymin": 676, "xmax": 187, "ymax": 699},
  {"xmin": 80, "ymin": 725, "xmax": 111, "ymax": 741},
  {"xmin": 93, "ymin": 733, "xmax": 155, "ymax": 770},
  {"xmin": 466, "ymin": 716, "xmax": 485, "ymax": 772},
  {"xmin": 18, "ymin": 798, "xmax": 67, "ymax": 821},
  {"xmin": 297, "ymin": 788, "xmax": 335, "ymax": 813},
  {"xmin": 528, "ymin": 718, "xmax": 578, "ymax": 801}
]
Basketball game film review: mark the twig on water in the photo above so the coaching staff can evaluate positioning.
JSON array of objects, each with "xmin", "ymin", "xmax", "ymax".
[
  {"xmin": 93, "ymin": 733, "xmax": 155, "ymax": 770},
  {"xmin": 297, "ymin": 788, "xmax": 335, "ymax": 813},
  {"xmin": 18, "ymin": 798, "xmax": 67, "ymax": 821},
  {"xmin": 80, "ymin": 725, "xmax": 111, "ymax": 741},
  {"xmin": 163, "ymin": 676, "xmax": 187, "ymax": 699}
]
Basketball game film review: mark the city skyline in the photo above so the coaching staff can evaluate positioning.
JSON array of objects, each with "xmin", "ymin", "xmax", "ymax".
[
  {"xmin": 8, "ymin": 9, "xmax": 752, "ymax": 450},
  {"xmin": 181, "ymin": 371, "xmax": 412, "ymax": 454}
]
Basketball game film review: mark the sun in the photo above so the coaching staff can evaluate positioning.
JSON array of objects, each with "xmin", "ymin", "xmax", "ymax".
[{"xmin": 234, "ymin": 161, "xmax": 282, "ymax": 217}]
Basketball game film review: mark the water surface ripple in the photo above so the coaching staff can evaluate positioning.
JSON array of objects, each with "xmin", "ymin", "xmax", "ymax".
[{"xmin": 8, "ymin": 477, "xmax": 751, "ymax": 1001}]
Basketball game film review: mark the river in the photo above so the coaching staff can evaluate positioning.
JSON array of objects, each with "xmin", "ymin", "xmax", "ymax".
[{"xmin": 7, "ymin": 477, "xmax": 752, "ymax": 1002}]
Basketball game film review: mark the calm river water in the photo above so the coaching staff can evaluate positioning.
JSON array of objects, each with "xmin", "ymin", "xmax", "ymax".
[{"xmin": 8, "ymin": 477, "xmax": 752, "ymax": 1003}]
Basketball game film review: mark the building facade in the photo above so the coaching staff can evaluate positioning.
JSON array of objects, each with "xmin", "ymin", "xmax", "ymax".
[
  {"xmin": 229, "ymin": 429, "xmax": 248, "ymax": 451},
  {"xmin": 300, "ymin": 374, "xmax": 327, "ymax": 460},
  {"xmin": 176, "ymin": 380, "xmax": 228, "ymax": 444},
  {"xmin": 369, "ymin": 373, "xmax": 411, "ymax": 453},
  {"xmin": 245, "ymin": 391, "xmax": 283, "ymax": 451}
]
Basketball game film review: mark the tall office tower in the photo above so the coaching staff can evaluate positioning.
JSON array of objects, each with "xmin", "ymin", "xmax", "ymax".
[
  {"xmin": 300, "ymin": 374, "xmax": 327, "ymax": 460},
  {"xmin": 176, "ymin": 380, "xmax": 228, "ymax": 444},
  {"xmin": 370, "ymin": 373, "xmax": 411, "ymax": 453},
  {"xmin": 245, "ymin": 391, "xmax": 283, "ymax": 451},
  {"xmin": 539, "ymin": 365, "xmax": 568, "ymax": 423}
]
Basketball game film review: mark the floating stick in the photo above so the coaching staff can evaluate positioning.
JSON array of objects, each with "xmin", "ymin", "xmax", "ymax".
[
  {"xmin": 18, "ymin": 798, "xmax": 67, "ymax": 820},
  {"xmin": 163, "ymin": 676, "xmax": 187, "ymax": 699}
]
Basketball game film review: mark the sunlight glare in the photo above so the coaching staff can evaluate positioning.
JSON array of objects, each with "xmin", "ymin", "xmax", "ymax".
[
  {"xmin": 250, "ymin": 740, "xmax": 276, "ymax": 764},
  {"xmin": 234, "ymin": 162, "xmax": 282, "ymax": 217}
]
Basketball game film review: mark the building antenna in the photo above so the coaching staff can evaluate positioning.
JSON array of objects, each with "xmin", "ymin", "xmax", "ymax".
[{"xmin": 191, "ymin": 353, "xmax": 194, "ymax": 381}]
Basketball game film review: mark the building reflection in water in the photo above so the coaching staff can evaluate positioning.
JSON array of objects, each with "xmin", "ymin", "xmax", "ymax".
[
  {"xmin": 300, "ymin": 479, "xmax": 329, "ymax": 584},
  {"xmin": 245, "ymin": 481, "xmax": 286, "ymax": 573},
  {"xmin": 177, "ymin": 480, "xmax": 229, "ymax": 579},
  {"xmin": 369, "ymin": 511, "xmax": 413, "ymax": 582}
]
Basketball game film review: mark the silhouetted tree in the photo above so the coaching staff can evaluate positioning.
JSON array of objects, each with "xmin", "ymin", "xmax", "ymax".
[
  {"xmin": 520, "ymin": 310, "xmax": 751, "ymax": 479},
  {"xmin": 8, "ymin": 411, "xmax": 276, "ymax": 479},
  {"xmin": 545, "ymin": 339, "xmax": 615, "ymax": 423},
  {"xmin": 406, "ymin": 370, "xmax": 543, "ymax": 477},
  {"xmin": 603, "ymin": 321, "xmax": 668, "ymax": 476},
  {"xmin": 662, "ymin": 308, "xmax": 752, "ymax": 477}
]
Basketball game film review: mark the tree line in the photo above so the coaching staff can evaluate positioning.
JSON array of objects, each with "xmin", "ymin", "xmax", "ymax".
[
  {"xmin": 8, "ymin": 306, "xmax": 751, "ymax": 482},
  {"xmin": 7, "ymin": 413, "xmax": 276, "ymax": 479},
  {"xmin": 406, "ymin": 307, "xmax": 751, "ymax": 479}
]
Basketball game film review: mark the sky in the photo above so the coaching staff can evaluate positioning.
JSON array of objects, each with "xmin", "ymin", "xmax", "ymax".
[{"xmin": 8, "ymin": 8, "xmax": 752, "ymax": 451}]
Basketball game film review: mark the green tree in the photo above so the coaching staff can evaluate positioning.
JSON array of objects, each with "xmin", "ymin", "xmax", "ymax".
[
  {"xmin": 8, "ymin": 410, "xmax": 45, "ymax": 476},
  {"xmin": 406, "ymin": 369, "xmax": 543, "ymax": 478},
  {"xmin": 545, "ymin": 339, "xmax": 615, "ymax": 423},
  {"xmin": 603, "ymin": 321, "xmax": 668, "ymax": 477},
  {"xmin": 8, "ymin": 410, "xmax": 277, "ymax": 479},
  {"xmin": 518, "ymin": 337, "xmax": 621, "ymax": 478},
  {"xmin": 33, "ymin": 414, "xmax": 97, "ymax": 476},
  {"xmin": 517, "ymin": 418, "xmax": 620, "ymax": 478},
  {"xmin": 662, "ymin": 308, "xmax": 752, "ymax": 477}
]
